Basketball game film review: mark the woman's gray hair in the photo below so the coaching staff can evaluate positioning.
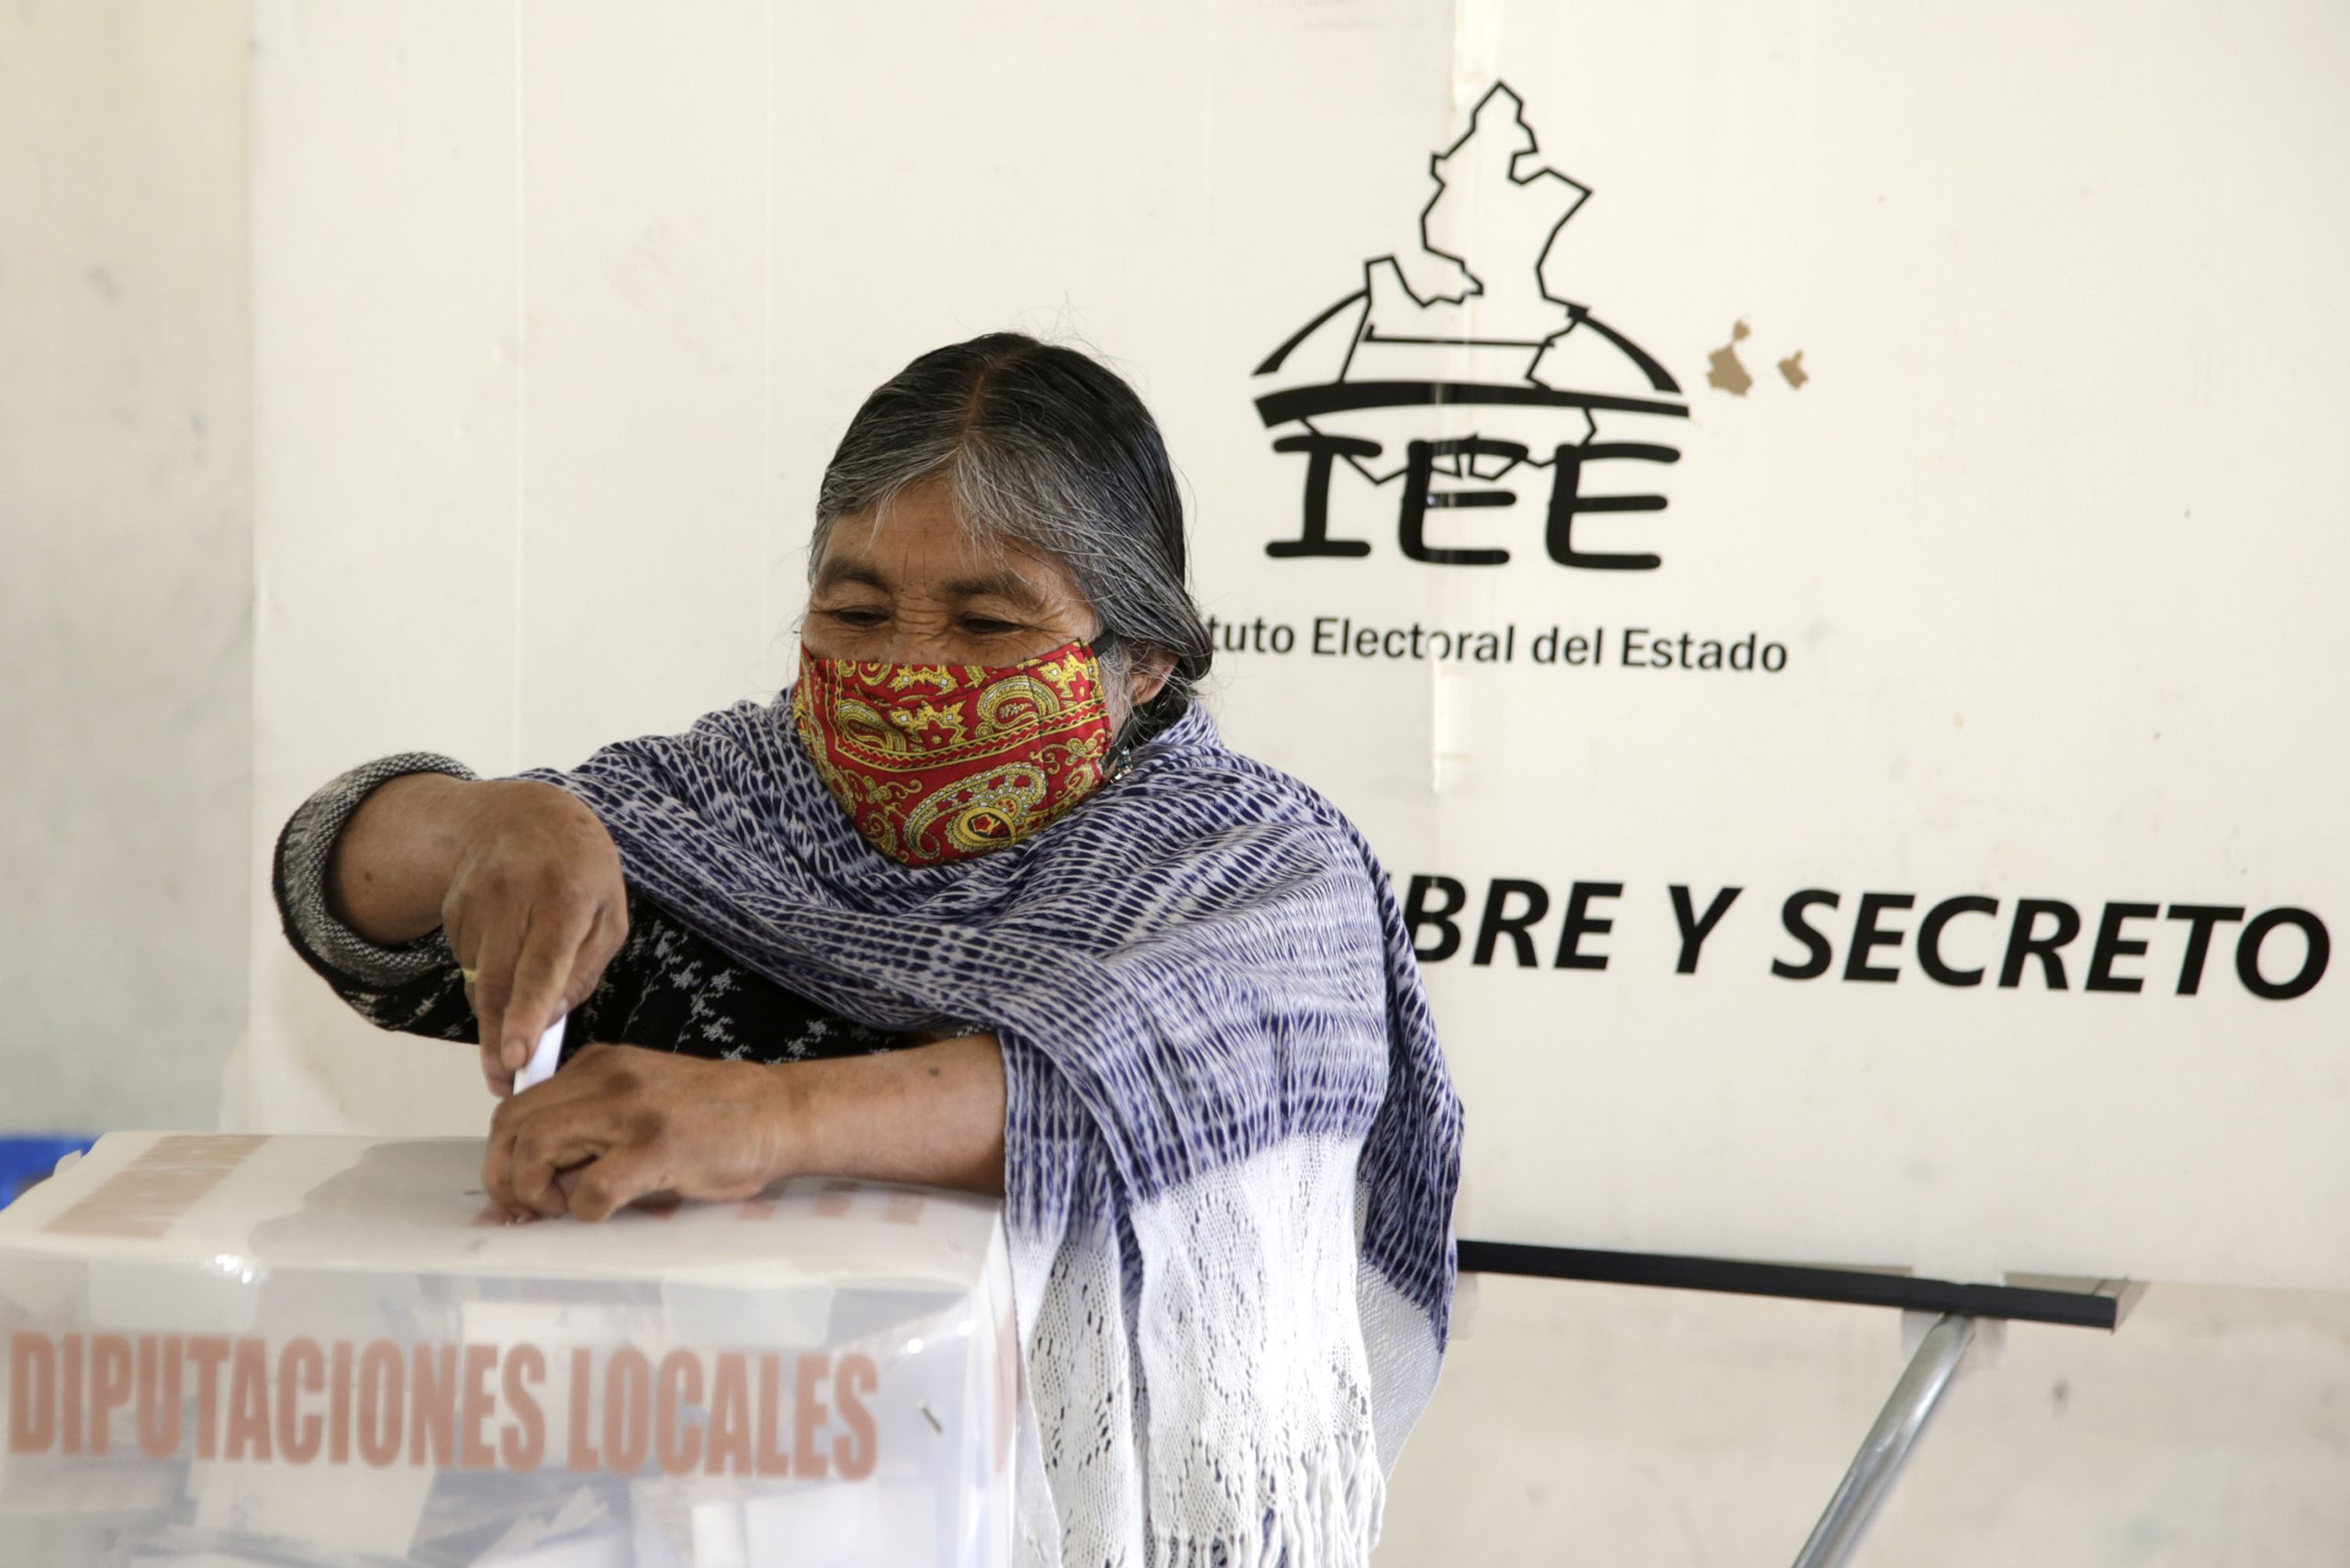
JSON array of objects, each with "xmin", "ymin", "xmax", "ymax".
[{"xmin": 810, "ymin": 333, "xmax": 1213, "ymax": 745}]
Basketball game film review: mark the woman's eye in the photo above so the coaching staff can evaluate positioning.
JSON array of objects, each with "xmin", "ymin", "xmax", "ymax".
[
  {"xmin": 960, "ymin": 618, "xmax": 1020, "ymax": 635},
  {"xmin": 824, "ymin": 607, "xmax": 888, "ymax": 629}
]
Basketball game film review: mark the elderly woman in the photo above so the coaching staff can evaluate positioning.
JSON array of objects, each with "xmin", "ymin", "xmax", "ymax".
[{"xmin": 274, "ymin": 333, "xmax": 1461, "ymax": 1564}]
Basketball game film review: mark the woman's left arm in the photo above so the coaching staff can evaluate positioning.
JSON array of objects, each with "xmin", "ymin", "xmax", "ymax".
[{"xmin": 483, "ymin": 1035, "xmax": 1007, "ymax": 1221}]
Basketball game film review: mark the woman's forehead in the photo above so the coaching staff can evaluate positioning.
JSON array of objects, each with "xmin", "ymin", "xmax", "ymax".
[{"xmin": 817, "ymin": 484, "xmax": 1080, "ymax": 607}]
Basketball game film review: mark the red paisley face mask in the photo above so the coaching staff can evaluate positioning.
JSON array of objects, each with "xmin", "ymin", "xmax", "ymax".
[{"xmin": 791, "ymin": 640, "xmax": 1118, "ymax": 867}]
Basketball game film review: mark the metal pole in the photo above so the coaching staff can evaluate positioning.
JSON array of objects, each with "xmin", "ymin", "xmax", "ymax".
[{"xmin": 1789, "ymin": 1314, "xmax": 1976, "ymax": 1568}]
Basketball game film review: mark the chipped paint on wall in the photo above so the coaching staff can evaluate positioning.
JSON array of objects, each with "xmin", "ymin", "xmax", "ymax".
[{"xmin": 1707, "ymin": 319, "xmax": 1752, "ymax": 396}]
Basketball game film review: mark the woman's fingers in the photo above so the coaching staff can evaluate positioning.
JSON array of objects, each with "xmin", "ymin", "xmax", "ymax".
[
  {"xmin": 478, "ymin": 1043, "xmax": 517, "ymax": 1099},
  {"xmin": 481, "ymin": 1084, "xmax": 522, "ymax": 1213},
  {"xmin": 483, "ymin": 1070, "xmax": 560, "ymax": 1213},
  {"xmin": 564, "ymin": 902, "xmax": 629, "ymax": 1027},
  {"xmin": 437, "ymin": 779, "xmax": 630, "ymax": 1070},
  {"xmin": 464, "ymin": 917, "xmax": 526, "ymax": 1072},
  {"xmin": 508, "ymin": 1117, "xmax": 611, "ymax": 1218},
  {"xmin": 480, "ymin": 1045, "xmax": 786, "ymax": 1224},
  {"xmin": 458, "ymin": 901, "xmax": 609, "ymax": 1074},
  {"xmin": 504, "ymin": 902, "xmax": 595, "ymax": 1069},
  {"xmin": 484, "ymin": 1042, "xmax": 619, "ymax": 1212},
  {"xmin": 558, "ymin": 1148, "xmax": 670, "ymax": 1223}
]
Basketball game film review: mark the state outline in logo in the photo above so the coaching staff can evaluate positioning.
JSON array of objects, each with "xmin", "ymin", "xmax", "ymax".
[{"xmin": 1253, "ymin": 80, "xmax": 1687, "ymax": 489}]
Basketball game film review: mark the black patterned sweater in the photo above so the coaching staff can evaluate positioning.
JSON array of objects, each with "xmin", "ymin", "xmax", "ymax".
[{"xmin": 274, "ymin": 754, "xmax": 900, "ymax": 1068}]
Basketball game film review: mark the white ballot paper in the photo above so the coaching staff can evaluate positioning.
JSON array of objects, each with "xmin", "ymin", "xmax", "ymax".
[
  {"xmin": 517, "ymin": 1017, "xmax": 567, "ymax": 1093},
  {"xmin": 0, "ymin": 1134, "xmax": 1018, "ymax": 1567}
]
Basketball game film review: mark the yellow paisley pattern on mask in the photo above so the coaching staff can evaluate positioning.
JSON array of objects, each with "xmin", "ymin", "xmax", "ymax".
[{"xmin": 792, "ymin": 641, "xmax": 1115, "ymax": 866}]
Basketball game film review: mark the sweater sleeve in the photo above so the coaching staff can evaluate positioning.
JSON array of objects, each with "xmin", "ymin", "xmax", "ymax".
[{"xmin": 272, "ymin": 752, "xmax": 482, "ymax": 1042}]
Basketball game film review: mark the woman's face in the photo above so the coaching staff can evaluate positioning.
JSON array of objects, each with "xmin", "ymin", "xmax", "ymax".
[{"xmin": 804, "ymin": 478, "xmax": 1171, "ymax": 715}]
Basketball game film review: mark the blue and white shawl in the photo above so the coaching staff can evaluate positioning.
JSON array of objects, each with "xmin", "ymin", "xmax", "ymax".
[{"xmin": 529, "ymin": 695, "xmax": 1462, "ymax": 1567}]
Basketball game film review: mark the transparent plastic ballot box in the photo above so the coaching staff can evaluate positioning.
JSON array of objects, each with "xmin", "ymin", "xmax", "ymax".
[{"xmin": 0, "ymin": 1132, "xmax": 1017, "ymax": 1567}]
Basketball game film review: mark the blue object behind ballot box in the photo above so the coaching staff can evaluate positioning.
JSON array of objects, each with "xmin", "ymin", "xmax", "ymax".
[{"xmin": 0, "ymin": 1137, "xmax": 96, "ymax": 1208}]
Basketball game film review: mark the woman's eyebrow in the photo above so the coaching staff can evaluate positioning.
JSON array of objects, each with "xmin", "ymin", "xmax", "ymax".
[{"xmin": 812, "ymin": 560, "xmax": 889, "ymax": 594}]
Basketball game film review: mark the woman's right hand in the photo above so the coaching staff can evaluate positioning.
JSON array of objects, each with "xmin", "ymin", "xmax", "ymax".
[{"xmin": 440, "ymin": 780, "xmax": 630, "ymax": 1095}]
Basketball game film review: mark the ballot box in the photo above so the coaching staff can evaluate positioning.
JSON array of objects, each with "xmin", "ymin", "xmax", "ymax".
[{"xmin": 0, "ymin": 1133, "xmax": 1018, "ymax": 1566}]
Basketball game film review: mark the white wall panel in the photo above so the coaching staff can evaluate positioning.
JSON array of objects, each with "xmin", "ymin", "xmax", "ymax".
[
  {"xmin": 516, "ymin": 0, "xmax": 772, "ymax": 765},
  {"xmin": 239, "ymin": 0, "xmax": 523, "ymax": 1130},
  {"xmin": 240, "ymin": 0, "xmax": 2350, "ymax": 1295},
  {"xmin": 0, "ymin": 0, "xmax": 252, "ymax": 1132}
]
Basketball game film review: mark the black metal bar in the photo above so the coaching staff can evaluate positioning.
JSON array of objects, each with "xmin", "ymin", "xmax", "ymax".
[
  {"xmin": 1253, "ymin": 378, "xmax": 1692, "ymax": 426},
  {"xmin": 1457, "ymin": 1240, "xmax": 2120, "ymax": 1330}
]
